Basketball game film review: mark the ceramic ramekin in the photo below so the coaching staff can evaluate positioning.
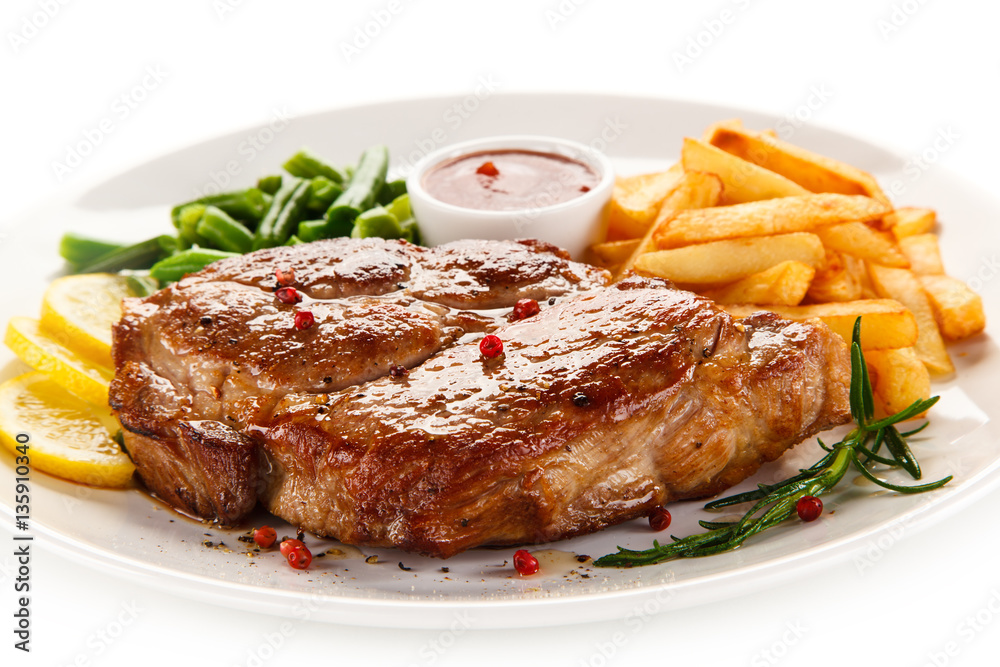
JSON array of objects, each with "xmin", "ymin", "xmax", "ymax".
[{"xmin": 406, "ymin": 135, "xmax": 615, "ymax": 258}]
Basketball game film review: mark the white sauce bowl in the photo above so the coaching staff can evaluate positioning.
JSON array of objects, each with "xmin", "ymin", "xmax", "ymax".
[{"xmin": 406, "ymin": 135, "xmax": 615, "ymax": 258}]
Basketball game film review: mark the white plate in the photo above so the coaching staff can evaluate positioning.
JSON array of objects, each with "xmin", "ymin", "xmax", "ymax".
[{"xmin": 1, "ymin": 94, "xmax": 998, "ymax": 629}]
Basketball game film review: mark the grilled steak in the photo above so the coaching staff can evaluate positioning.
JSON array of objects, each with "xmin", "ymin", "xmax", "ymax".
[
  {"xmin": 110, "ymin": 238, "xmax": 852, "ymax": 557},
  {"xmin": 111, "ymin": 238, "xmax": 610, "ymax": 523}
]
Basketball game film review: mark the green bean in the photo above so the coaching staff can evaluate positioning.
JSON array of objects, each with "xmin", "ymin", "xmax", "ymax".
[
  {"xmin": 384, "ymin": 193, "xmax": 411, "ymax": 223},
  {"xmin": 297, "ymin": 219, "xmax": 328, "ymax": 243},
  {"xmin": 273, "ymin": 181, "xmax": 313, "ymax": 243},
  {"xmin": 318, "ymin": 147, "xmax": 388, "ymax": 238},
  {"xmin": 307, "ymin": 176, "xmax": 343, "ymax": 215},
  {"xmin": 258, "ymin": 180, "xmax": 311, "ymax": 249},
  {"xmin": 332, "ymin": 145, "xmax": 388, "ymax": 212},
  {"xmin": 149, "ymin": 248, "xmax": 239, "ymax": 283},
  {"xmin": 75, "ymin": 145, "xmax": 421, "ymax": 281},
  {"xmin": 196, "ymin": 206, "xmax": 254, "ymax": 253},
  {"xmin": 322, "ymin": 206, "xmax": 358, "ymax": 238},
  {"xmin": 177, "ymin": 204, "xmax": 208, "ymax": 247},
  {"xmin": 74, "ymin": 236, "xmax": 176, "ymax": 274},
  {"xmin": 351, "ymin": 206, "xmax": 403, "ymax": 240},
  {"xmin": 377, "ymin": 179, "xmax": 407, "ymax": 206},
  {"xmin": 170, "ymin": 188, "xmax": 270, "ymax": 229},
  {"xmin": 59, "ymin": 233, "xmax": 125, "ymax": 268},
  {"xmin": 283, "ymin": 149, "xmax": 345, "ymax": 183},
  {"xmin": 401, "ymin": 220, "xmax": 422, "ymax": 245},
  {"xmin": 252, "ymin": 178, "xmax": 303, "ymax": 249},
  {"xmin": 257, "ymin": 174, "xmax": 282, "ymax": 196}
]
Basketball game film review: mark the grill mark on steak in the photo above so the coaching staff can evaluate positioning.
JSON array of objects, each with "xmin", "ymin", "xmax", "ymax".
[{"xmin": 110, "ymin": 238, "xmax": 852, "ymax": 557}]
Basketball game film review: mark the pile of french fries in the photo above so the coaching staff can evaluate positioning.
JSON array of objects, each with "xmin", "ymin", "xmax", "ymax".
[{"xmin": 588, "ymin": 120, "xmax": 985, "ymax": 419}]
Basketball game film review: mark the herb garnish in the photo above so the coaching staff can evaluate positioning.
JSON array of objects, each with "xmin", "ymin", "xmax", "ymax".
[{"xmin": 595, "ymin": 318, "xmax": 952, "ymax": 568}]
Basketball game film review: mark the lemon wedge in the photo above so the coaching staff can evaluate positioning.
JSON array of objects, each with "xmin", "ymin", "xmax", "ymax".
[
  {"xmin": 0, "ymin": 372, "xmax": 134, "ymax": 487},
  {"xmin": 39, "ymin": 273, "xmax": 133, "ymax": 367},
  {"xmin": 4, "ymin": 316, "xmax": 113, "ymax": 406}
]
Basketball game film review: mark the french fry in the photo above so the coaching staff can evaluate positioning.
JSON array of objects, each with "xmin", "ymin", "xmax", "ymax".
[
  {"xmin": 606, "ymin": 164, "xmax": 684, "ymax": 240},
  {"xmin": 588, "ymin": 239, "xmax": 640, "ymax": 271},
  {"xmin": 700, "ymin": 118, "xmax": 744, "ymax": 142},
  {"xmin": 680, "ymin": 138, "xmax": 809, "ymax": 204},
  {"xmin": 705, "ymin": 125, "xmax": 891, "ymax": 206},
  {"xmin": 866, "ymin": 347, "xmax": 932, "ymax": 419},
  {"xmin": 868, "ymin": 265, "xmax": 954, "ymax": 375},
  {"xmin": 590, "ymin": 120, "xmax": 983, "ymax": 384},
  {"xmin": 919, "ymin": 274, "xmax": 986, "ymax": 341},
  {"xmin": 806, "ymin": 250, "xmax": 864, "ymax": 303},
  {"xmin": 885, "ymin": 207, "xmax": 936, "ymax": 240},
  {"xmin": 721, "ymin": 300, "xmax": 919, "ymax": 350},
  {"xmin": 814, "ymin": 222, "xmax": 909, "ymax": 268},
  {"xmin": 635, "ymin": 233, "xmax": 824, "ymax": 284},
  {"xmin": 653, "ymin": 194, "xmax": 889, "ymax": 249},
  {"xmin": 615, "ymin": 171, "xmax": 723, "ymax": 279},
  {"xmin": 702, "ymin": 260, "xmax": 814, "ymax": 306},
  {"xmin": 898, "ymin": 234, "xmax": 945, "ymax": 275},
  {"xmin": 651, "ymin": 171, "xmax": 725, "ymax": 228},
  {"xmin": 857, "ymin": 261, "xmax": 880, "ymax": 300}
]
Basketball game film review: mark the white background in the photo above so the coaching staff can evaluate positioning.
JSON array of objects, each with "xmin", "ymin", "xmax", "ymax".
[{"xmin": 2, "ymin": 0, "xmax": 1000, "ymax": 665}]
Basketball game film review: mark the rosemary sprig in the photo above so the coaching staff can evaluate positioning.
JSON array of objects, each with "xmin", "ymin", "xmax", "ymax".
[{"xmin": 594, "ymin": 318, "xmax": 952, "ymax": 568}]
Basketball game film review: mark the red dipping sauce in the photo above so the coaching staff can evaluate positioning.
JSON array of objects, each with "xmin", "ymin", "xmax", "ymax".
[{"xmin": 422, "ymin": 149, "xmax": 600, "ymax": 212}]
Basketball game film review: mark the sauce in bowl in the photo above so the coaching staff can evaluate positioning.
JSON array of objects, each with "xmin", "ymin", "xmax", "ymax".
[
  {"xmin": 422, "ymin": 149, "xmax": 600, "ymax": 211},
  {"xmin": 406, "ymin": 135, "xmax": 614, "ymax": 257}
]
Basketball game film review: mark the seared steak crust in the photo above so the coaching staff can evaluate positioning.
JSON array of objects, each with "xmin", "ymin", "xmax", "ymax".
[
  {"xmin": 111, "ymin": 238, "xmax": 610, "ymax": 523},
  {"xmin": 110, "ymin": 238, "xmax": 851, "ymax": 556},
  {"xmin": 261, "ymin": 276, "xmax": 852, "ymax": 557}
]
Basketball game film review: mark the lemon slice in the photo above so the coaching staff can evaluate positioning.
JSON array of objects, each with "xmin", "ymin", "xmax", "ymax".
[
  {"xmin": 0, "ymin": 372, "xmax": 134, "ymax": 487},
  {"xmin": 39, "ymin": 273, "xmax": 134, "ymax": 367},
  {"xmin": 4, "ymin": 316, "xmax": 113, "ymax": 406}
]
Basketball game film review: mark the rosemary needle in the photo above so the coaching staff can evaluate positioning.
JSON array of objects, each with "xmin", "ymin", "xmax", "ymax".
[{"xmin": 595, "ymin": 318, "xmax": 952, "ymax": 568}]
